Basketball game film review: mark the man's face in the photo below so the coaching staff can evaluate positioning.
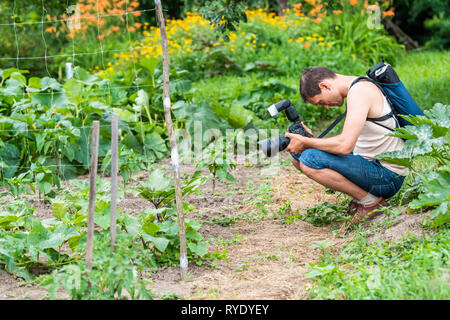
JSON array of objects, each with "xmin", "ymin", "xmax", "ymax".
[{"xmin": 307, "ymin": 81, "xmax": 344, "ymax": 109}]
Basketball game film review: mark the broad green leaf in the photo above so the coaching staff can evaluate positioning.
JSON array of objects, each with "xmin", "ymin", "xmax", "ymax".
[
  {"xmin": 185, "ymin": 219, "xmax": 201, "ymax": 232},
  {"xmin": 171, "ymin": 80, "xmax": 191, "ymax": 93},
  {"xmin": 141, "ymin": 233, "xmax": 170, "ymax": 252},
  {"xmin": 123, "ymin": 215, "xmax": 140, "ymax": 238},
  {"xmin": 40, "ymin": 77, "xmax": 61, "ymax": 91},
  {"xmin": 52, "ymin": 202, "xmax": 67, "ymax": 220},
  {"xmin": 188, "ymin": 241, "xmax": 208, "ymax": 257},
  {"xmin": 28, "ymin": 77, "xmax": 42, "ymax": 91},
  {"xmin": 0, "ymin": 144, "xmax": 20, "ymax": 178},
  {"xmin": 9, "ymin": 72, "xmax": 27, "ymax": 87},
  {"xmin": 142, "ymin": 221, "xmax": 160, "ymax": 235},
  {"xmin": 409, "ymin": 168, "xmax": 450, "ymax": 209},
  {"xmin": 228, "ymin": 104, "xmax": 255, "ymax": 128},
  {"xmin": 142, "ymin": 169, "xmax": 172, "ymax": 192},
  {"xmin": 139, "ymin": 57, "xmax": 159, "ymax": 77},
  {"xmin": 27, "ymin": 218, "xmax": 50, "ymax": 247},
  {"xmin": 144, "ymin": 132, "xmax": 167, "ymax": 156},
  {"xmin": 73, "ymin": 67, "xmax": 99, "ymax": 84}
]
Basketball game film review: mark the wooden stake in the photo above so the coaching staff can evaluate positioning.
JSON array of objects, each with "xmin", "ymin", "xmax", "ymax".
[
  {"xmin": 86, "ymin": 121, "xmax": 99, "ymax": 270},
  {"xmin": 110, "ymin": 115, "xmax": 118, "ymax": 250},
  {"xmin": 155, "ymin": 0, "xmax": 189, "ymax": 280}
]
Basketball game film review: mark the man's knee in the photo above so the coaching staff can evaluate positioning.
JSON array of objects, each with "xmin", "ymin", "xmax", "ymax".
[
  {"xmin": 297, "ymin": 149, "xmax": 325, "ymax": 173},
  {"xmin": 291, "ymin": 153, "xmax": 318, "ymax": 176}
]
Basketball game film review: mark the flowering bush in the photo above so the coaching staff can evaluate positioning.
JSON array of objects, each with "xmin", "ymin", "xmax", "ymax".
[{"xmin": 99, "ymin": 2, "xmax": 403, "ymax": 82}]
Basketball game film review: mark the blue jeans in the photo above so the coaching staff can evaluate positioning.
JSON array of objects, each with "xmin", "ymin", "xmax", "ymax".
[{"xmin": 291, "ymin": 149, "xmax": 405, "ymax": 199}]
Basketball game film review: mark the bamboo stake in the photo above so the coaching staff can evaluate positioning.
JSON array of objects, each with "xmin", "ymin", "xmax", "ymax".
[
  {"xmin": 155, "ymin": 0, "xmax": 189, "ymax": 280},
  {"xmin": 110, "ymin": 115, "xmax": 118, "ymax": 250},
  {"xmin": 86, "ymin": 121, "xmax": 99, "ymax": 270}
]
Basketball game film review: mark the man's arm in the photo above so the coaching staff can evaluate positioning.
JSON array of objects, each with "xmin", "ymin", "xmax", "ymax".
[{"xmin": 286, "ymin": 83, "xmax": 374, "ymax": 155}]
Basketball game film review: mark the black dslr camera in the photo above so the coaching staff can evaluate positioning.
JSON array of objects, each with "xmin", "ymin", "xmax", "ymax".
[{"xmin": 258, "ymin": 99, "xmax": 313, "ymax": 157}]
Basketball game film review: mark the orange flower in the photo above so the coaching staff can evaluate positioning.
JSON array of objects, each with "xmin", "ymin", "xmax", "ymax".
[
  {"xmin": 383, "ymin": 10, "xmax": 395, "ymax": 17},
  {"xmin": 350, "ymin": 0, "xmax": 358, "ymax": 6},
  {"xmin": 98, "ymin": 34, "xmax": 105, "ymax": 40},
  {"xmin": 303, "ymin": 42, "xmax": 311, "ymax": 48},
  {"xmin": 130, "ymin": 1, "xmax": 139, "ymax": 8},
  {"xmin": 133, "ymin": 10, "xmax": 142, "ymax": 17},
  {"xmin": 45, "ymin": 26, "xmax": 56, "ymax": 33},
  {"xmin": 333, "ymin": 10, "xmax": 343, "ymax": 14},
  {"xmin": 128, "ymin": 26, "xmax": 136, "ymax": 32},
  {"xmin": 111, "ymin": 26, "xmax": 120, "ymax": 32},
  {"xmin": 134, "ymin": 22, "xmax": 142, "ymax": 28},
  {"xmin": 313, "ymin": 17, "xmax": 321, "ymax": 24}
]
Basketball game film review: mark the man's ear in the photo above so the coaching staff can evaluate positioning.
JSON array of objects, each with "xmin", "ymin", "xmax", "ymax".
[{"xmin": 318, "ymin": 81, "xmax": 331, "ymax": 91}]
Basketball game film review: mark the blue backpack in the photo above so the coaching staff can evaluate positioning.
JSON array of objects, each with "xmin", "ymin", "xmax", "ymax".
[{"xmin": 319, "ymin": 60, "xmax": 424, "ymax": 138}]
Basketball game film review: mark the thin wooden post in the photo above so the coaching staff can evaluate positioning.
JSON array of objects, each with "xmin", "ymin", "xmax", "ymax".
[
  {"xmin": 110, "ymin": 115, "xmax": 118, "ymax": 250},
  {"xmin": 155, "ymin": 0, "xmax": 189, "ymax": 280},
  {"xmin": 86, "ymin": 121, "xmax": 99, "ymax": 270}
]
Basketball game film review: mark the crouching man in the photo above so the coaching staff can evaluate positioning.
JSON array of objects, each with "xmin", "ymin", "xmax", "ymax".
[{"xmin": 286, "ymin": 66, "xmax": 409, "ymax": 222}]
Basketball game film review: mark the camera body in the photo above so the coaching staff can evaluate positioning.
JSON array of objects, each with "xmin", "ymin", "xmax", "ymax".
[{"xmin": 259, "ymin": 99, "xmax": 313, "ymax": 157}]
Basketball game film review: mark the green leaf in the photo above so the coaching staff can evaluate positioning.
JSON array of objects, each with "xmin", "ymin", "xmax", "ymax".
[
  {"xmin": 28, "ymin": 77, "xmax": 42, "ymax": 91},
  {"xmin": 144, "ymin": 132, "xmax": 167, "ymax": 156},
  {"xmin": 142, "ymin": 221, "xmax": 160, "ymax": 235},
  {"xmin": 188, "ymin": 241, "xmax": 208, "ymax": 257},
  {"xmin": 73, "ymin": 67, "xmax": 99, "ymax": 84},
  {"xmin": 0, "ymin": 144, "xmax": 20, "ymax": 178},
  {"xmin": 40, "ymin": 77, "xmax": 61, "ymax": 91},
  {"xmin": 123, "ymin": 215, "xmax": 140, "ymax": 238},
  {"xmin": 52, "ymin": 202, "xmax": 67, "ymax": 220},
  {"xmin": 170, "ymin": 80, "xmax": 191, "ymax": 94},
  {"xmin": 139, "ymin": 57, "xmax": 159, "ymax": 76},
  {"xmin": 378, "ymin": 124, "xmax": 447, "ymax": 167},
  {"xmin": 9, "ymin": 72, "xmax": 27, "ymax": 87},
  {"xmin": 409, "ymin": 167, "xmax": 450, "ymax": 209},
  {"xmin": 141, "ymin": 233, "xmax": 170, "ymax": 252}
]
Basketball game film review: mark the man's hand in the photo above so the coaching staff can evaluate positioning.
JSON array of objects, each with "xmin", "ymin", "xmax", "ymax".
[
  {"xmin": 285, "ymin": 133, "xmax": 308, "ymax": 154},
  {"xmin": 300, "ymin": 121, "xmax": 313, "ymax": 136},
  {"xmin": 285, "ymin": 122, "xmax": 313, "ymax": 154}
]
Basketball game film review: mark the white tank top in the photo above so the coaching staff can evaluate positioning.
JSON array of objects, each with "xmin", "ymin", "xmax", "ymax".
[{"xmin": 351, "ymin": 82, "xmax": 409, "ymax": 176}]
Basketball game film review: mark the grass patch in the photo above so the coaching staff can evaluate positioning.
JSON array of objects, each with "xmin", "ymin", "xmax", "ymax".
[
  {"xmin": 396, "ymin": 50, "xmax": 450, "ymax": 109},
  {"xmin": 306, "ymin": 228, "xmax": 450, "ymax": 300}
]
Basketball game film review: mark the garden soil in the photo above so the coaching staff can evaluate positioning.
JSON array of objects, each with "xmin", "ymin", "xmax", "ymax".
[{"xmin": 0, "ymin": 155, "xmax": 431, "ymax": 300}]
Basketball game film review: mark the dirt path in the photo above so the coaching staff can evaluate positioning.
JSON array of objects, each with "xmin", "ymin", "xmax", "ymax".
[{"xmin": 148, "ymin": 162, "xmax": 347, "ymax": 299}]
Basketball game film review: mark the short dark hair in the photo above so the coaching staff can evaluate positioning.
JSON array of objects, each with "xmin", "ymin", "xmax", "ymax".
[{"xmin": 299, "ymin": 66, "xmax": 337, "ymax": 102}]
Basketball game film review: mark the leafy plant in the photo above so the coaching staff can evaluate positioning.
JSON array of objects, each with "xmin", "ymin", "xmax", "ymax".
[
  {"xmin": 135, "ymin": 168, "xmax": 205, "ymax": 216},
  {"xmin": 37, "ymin": 231, "xmax": 154, "ymax": 300},
  {"xmin": 197, "ymin": 133, "xmax": 237, "ymax": 194},
  {"xmin": 377, "ymin": 103, "xmax": 449, "ymax": 227},
  {"xmin": 292, "ymin": 202, "xmax": 349, "ymax": 227}
]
